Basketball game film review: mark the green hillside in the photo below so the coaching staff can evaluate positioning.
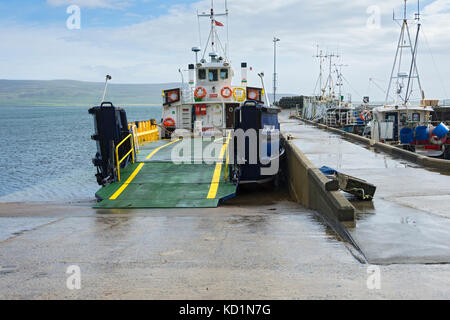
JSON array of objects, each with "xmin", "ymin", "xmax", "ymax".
[{"xmin": 0, "ymin": 80, "xmax": 182, "ymax": 107}]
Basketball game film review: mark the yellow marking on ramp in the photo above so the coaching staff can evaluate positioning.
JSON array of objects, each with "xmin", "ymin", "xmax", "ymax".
[
  {"xmin": 145, "ymin": 139, "xmax": 181, "ymax": 160},
  {"xmin": 109, "ymin": 163, "xmax": 145, "ymax": 200},
  {"xmin": 109, "ymin": 139, "xmax": 181, "ymax": 200},
  {"xmin": 207, "ymin": 133, "xmax": 232, "ymax": 199}
]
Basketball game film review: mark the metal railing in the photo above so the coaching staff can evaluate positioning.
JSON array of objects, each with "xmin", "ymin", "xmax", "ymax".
[
  {"xmin": 115, "ymin": 134, "xmax": 135, "ymax": 182},
  {"xmin": 128, "ymin": 121, "xmax": 159, "ymax": 147}
]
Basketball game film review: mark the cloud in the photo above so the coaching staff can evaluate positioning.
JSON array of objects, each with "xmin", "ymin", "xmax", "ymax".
[
  {"xmin": 2, "ymin": 0, "xmax": 450, "ymax": 102},
  {"xmin": 423, "ymin": 0, "xmax": 450, "ymax": 15},
  {"xmin": 46, "ymin": 0, "xmax": 132, "ymax": 9}
]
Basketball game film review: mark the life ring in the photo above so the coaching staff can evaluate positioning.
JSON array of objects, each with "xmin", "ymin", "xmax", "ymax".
[
  {"xmin": 164, "ymin": 117, "xmax": 176, "ymax": 127},
  {"xmin": 221, "ymin": 86, "xmax": 233, "ymax": 99},
  {"xmin": 360, "ymin": 110, "xmax": 371, "ymax": 121},
  {"xmin": 194, "ymin": 87, "xmax": 207, "ymax": 99},
  {"xmin": 233, "ymin": 87, "xmax": 246, "ymax": 102}
]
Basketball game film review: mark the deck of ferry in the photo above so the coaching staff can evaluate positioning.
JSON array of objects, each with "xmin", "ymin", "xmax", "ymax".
[{"xmin": 95, "ymin": 137, "xmax": 237, "ymax": 209}]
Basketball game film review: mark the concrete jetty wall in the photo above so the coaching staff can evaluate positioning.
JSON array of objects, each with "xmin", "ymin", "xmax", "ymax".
[
  {"xmin": 282, "ymin": 133, "xmax": 355, "ymax": 223},
  {"xmin": 299, "ymin": 118, "xmax": 450, "ymax": 171}
]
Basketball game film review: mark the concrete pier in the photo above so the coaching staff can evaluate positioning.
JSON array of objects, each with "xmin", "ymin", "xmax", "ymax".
[
  {"xmin": 281, "ymin": 116, "xmax": 450, "ymax": 265},
  {"xmin": 1, "ymin": 196, "xmax": 450, "ymax": 299}
]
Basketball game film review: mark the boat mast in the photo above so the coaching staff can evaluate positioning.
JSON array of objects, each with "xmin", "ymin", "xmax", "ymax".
[
  {"xmin": 334, "ymin": 63, "xmax": 347, "ymax": 107},
  {"xmin": 199, "ymin": 0, "xmax": 229, "ymax": 62},
  {"xmin": 325, "ymin": 52, "xmax": 339, "ymax": 99},
  {"xmin": 385, "ymin": 0, "xmax": 423, "ymax": 106},
  {"xmin": 313, "ymin": 46, "xmax": 326, "ymax": 99}
]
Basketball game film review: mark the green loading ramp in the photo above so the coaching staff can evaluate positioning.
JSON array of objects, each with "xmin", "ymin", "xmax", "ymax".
[{"xmin": 94, "ymin": 138, "xmax": 238, "ymax": 209}]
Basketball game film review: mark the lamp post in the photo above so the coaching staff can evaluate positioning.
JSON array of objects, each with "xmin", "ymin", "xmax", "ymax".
[{"xmin": 273, "ymin": 37, "xmax": 280, "ymax": 106}]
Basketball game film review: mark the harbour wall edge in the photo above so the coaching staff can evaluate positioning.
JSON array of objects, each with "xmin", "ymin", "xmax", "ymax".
[{"xmin": 298, "ymin": 117, "xmax": 450, "ymax": 171}]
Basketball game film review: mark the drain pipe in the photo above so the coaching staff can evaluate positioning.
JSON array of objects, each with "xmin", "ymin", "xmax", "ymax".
[
  {"xmin": 101, "ymin": 75, "xmax": 112, "ymax": 104},
  {"xmin": 258, "ymin": 72, "xmax": 271, "ymax": 107}
]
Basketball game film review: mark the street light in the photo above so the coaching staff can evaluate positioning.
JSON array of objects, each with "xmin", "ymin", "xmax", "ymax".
[{"xmin": 273, "ymin": 37, "xmax": 280, "ymax": 105}]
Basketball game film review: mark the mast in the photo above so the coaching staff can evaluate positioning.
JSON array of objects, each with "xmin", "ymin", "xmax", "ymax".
[
  {"xmin": 385, "ymin": 0, "xmax": 423, "ymax": 105},
  {"xmin": 198, "ymin": 0, "xmax": 229, "ymax": 62},
  {"xmin": 324, "ymin": 52, "xmax": 339, "ymax": 98},
  {"xmin": 313, "ymin": 46, "xmax": 326, "ymax": 98}
]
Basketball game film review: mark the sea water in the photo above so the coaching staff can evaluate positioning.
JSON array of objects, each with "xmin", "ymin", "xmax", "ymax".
[{"xmin": 0, "ymin": 106, "xmax": 161, "ymax": 203}]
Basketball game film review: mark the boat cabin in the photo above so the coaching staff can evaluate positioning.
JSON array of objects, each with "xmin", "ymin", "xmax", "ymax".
[{"xmin": 371, "ymin": 103, "xmax": 434, "ymax": 142}]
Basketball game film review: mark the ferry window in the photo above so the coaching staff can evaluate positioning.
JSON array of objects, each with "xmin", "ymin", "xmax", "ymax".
[
  {"xmin": 412, "ymin": 113, "xmax": 420, "ymax": 122},
  {"xmin": 198, "ymin": 69, "xmax": 206, "ymax": 80},
  {"xmin": 209, "ymin": 69, "xmax": 218, "ymax": 81},
  {"xmin": 220, "ymin": 69, "xmax": 228, "ymax": 79}
]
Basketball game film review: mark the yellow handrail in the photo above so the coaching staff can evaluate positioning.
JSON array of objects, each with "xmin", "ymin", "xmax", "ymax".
[
  {"xmin": 115, "ymin": 134, "xmax": 135, "ymax": 182},
  {"xmin": 224, "ymin": 131, "xmax": 232, "ymax": 182},
  {"xmin": 128, "ymin": 121, "xmax": 159, "ymax": 146}
]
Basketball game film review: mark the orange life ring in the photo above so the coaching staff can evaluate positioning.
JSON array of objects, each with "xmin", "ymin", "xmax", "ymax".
[
  {"xmin": 360, "ymin": 110, "xmax": 371, "ymax": 121},
  {"xmin": 164, "ymin": 117, "xmax": 176, "ymax": 127},
  {"xmin": 194, "ymin": 87, "xmax": 207, "ymax": 99},
  {"xmin": 221, "ymin": 86, "xmax": 233, "ymax": 99}
]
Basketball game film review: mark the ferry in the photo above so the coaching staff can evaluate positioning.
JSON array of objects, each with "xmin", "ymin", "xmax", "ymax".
[{"xmin": 88, "ymin": 0, "xmax": 282, "ymax": 209}]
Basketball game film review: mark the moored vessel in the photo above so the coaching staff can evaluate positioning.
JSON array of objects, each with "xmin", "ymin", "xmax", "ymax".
[
  {"xmin": 366, "ymin": 0, "xmax": 449, "ymax": 159},
  {"xmin": 88, "ymin": 0, "xmax": 283, "ymax": 209}
]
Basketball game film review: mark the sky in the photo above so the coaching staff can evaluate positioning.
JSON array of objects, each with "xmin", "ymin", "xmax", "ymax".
[{"xmin": 0, "ymin": 0, "xmax": 450, "ymax": 101}]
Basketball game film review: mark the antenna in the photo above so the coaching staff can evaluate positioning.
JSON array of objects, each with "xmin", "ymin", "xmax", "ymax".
[
  {"xmin": 192, "ymin": 47, "xmax": 201, "ymax": 64},
  {"xmin": 415, "ymin": 0, "xmax": 420, "ymax": 21},
  {"xmin": 404, "ymin": 0, "xmax": 407, "ymax": 20}
]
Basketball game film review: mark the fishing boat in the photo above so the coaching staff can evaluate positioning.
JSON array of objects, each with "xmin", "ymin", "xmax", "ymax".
[
  {"xmin": 367, "ymin": 0, "xmax": 449, "ymax": 159},
  {"xmin": 88, "ymin": 0, "xmax": 282, "ymax": 209},
  {"xmin": 302, "ymin": 48, "xmax": 360, "ymax": 132}
]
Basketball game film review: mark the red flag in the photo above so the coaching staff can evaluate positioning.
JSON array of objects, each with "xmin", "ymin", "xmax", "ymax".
[{"xmin": 214, "ymin": 20, "xmax": 224, "ymax": 27}]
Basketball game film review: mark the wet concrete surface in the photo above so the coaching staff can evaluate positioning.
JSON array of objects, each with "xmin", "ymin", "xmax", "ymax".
[
  {"xmin": 281, "ymin": 116, "xmax": 450, "ymax": 265},
  {"xmin": 0, "ymin": 186, "xmax": 450, "ymax": 299}
]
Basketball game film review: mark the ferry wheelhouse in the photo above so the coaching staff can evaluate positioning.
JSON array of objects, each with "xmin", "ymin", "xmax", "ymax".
[{"xmin": 160, "ymin": 2, "xmax": 266, "ymax": 138}]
